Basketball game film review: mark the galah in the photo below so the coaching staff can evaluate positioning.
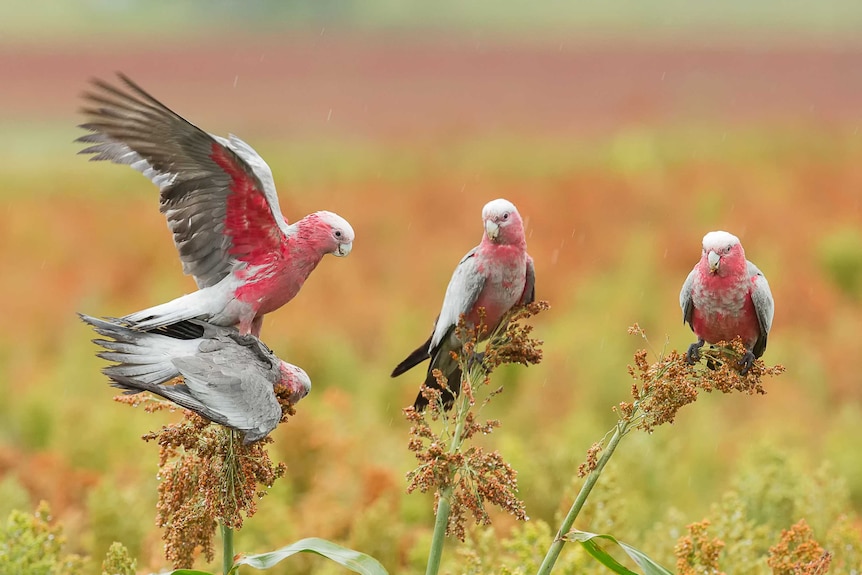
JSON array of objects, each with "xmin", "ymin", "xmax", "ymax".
[
  {"xmin": 391, "ymin": 198, "xmax": 535, "ymax": 411},
  {"xmin": 81, "ymin": 314, "xmax": 310, "ymax": 444},
  {"xmin": 679, "ymin": 230, "xmax": 774, "ymax": 375},
  {"xmin": 77, "ymin": 74, "xmax": 354, "ymax": 336}
]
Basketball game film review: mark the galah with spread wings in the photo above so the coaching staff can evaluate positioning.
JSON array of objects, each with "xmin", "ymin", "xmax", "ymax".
[
  {"xmin": 77, "ymin": 74, "xmax": 354, "ymax": 336},
  {"xmin": 391, "ymin": 199, "xmax": 535, "ymax": 411},
  {"xmin": 81, "ymin": 314, "xmax": 310, "ymax": 444},
  {"xmin": 679, "ymin": 230, "xmax": 774, "ymax": 375}
]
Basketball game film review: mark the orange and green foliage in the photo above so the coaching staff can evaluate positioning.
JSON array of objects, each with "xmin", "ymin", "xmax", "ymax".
[{"xmin": 1, "ymin": 34, "xmax": 862, "ymax": 574}]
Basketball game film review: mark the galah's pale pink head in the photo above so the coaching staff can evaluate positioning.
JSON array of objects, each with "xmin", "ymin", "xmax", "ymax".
[
  {"xmin": 279, "ymin": 362, "xmax": 312, "ymax": 404},
  {"xmin": 700, "ymin": 230, "xmax": 746, "ymax": 276},
  {"xmin": 301, "ymin": 211, "xmax": 355, "ymax": 257},
  {"xmin": 481, "ymin": 198, "xmax": 526, "ymax": 246}
]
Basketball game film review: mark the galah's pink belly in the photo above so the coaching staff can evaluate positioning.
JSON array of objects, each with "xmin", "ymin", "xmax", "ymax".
[
  {"xmin": 692, "ymin": 303, "xmax": 759, "ymax": 349},
  {"xmin": 234, "ymin": 242, "xmax": 323, "ymax": 317},
  {"xmin": 235, "ymin": 269, "xmax": 304, "ymax": 316},
  {"xmin": 468, "ymin": 275, "xmax": 526, "ymax": 336}
]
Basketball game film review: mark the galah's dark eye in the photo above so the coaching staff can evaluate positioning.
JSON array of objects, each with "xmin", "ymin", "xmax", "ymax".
[
  {"xmin": 502, "ymin": 212, "xmax": 510, "ymax": 221},
  {"xmin": 335, "ymin": 230, "xmax": 342, "ymax": 238}
]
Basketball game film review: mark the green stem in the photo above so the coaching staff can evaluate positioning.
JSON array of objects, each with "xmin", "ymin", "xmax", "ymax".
[
  {"xmin": 424, "ymin": 381, "xmax": 471, "ymax": 575},
  {"xmin": 222, "ymin": 523, "xmax": 234, "ymax": 575},
  {"xmin": 536, "ymin": 420, "xmax": 629, "ymax": 575},
  {"xmin": 425, "ymin": 486, "xmax": 454, "ymax": 575}
]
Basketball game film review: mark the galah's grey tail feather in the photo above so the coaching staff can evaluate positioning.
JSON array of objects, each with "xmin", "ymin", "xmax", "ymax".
[
  {"xmin": 108, "ymin": 375, "xmax": 231, "ymax": 431},
  {"xmin": 392, "ymin": 334, "xmax": 433, "ymax": 377}
]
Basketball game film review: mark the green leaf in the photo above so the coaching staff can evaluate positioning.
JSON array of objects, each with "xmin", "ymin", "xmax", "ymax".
[
  {"xmin": 228, "ymin": 537, "xmax": 388, "ymax": 575},
  {"xmin": 170, "ymin": 571, "xmax": 214, "ymax": 575},
  {"xmin": 564, "ymin": 529, "xmax": 674, "ymax": 575}
]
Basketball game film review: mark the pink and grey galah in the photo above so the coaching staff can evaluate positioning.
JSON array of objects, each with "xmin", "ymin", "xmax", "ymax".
[
  {"xmin": 392, "ymin": 198, "xmax": 535, "ymax": 410},
  {"xmin": 80, "ymin": 314, "xmax": 310, "ymax": 444},
  {"xmin": 679, "ymin": 230, "xmax": 774, "ymax": 374},
  {"xmin": 77, "ymin": 74, "xmax": 354, "ymax": 336}
]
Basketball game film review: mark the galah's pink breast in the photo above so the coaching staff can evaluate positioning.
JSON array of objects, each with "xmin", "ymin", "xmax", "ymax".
[
  {"xmin": 469, "ymin": 244, "xmax": 528, "ymax": 334},
  {"xmin": 691, "ymin": 269, "xmax": 760, "ymax": 349},
  {"xmin": 234, "ymin": 234, "xmax": 324, "ymax": 316}
]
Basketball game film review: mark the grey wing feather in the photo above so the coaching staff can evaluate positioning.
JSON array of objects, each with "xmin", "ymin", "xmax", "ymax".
[
  {"xmin": 679, "ymin": 268, "xmax": 697, "ymax": 327},
  {"xmin": 77, "ymin": 74, "xmax": 284, "ymax": 289},
  {"xmin": 519, "ymin": 256, "xmax": 536, "ymax": 306},
  {"xmin": 747, "ymin": 261, "xmax": 774, "ymax": 353},
  {"xmin": 172, "ymin": 355, "xmax": 282, "ymax": 443},
  {"xmin": 430, "ymin": 248, "xmax": 486, "ymax": 350}
]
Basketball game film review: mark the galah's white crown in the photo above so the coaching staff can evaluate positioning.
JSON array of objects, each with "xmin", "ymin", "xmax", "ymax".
[
  {"xmin": 482, "ymin": 198, "xmax": 519, "ymax": 221},
  {"xmin": 316, "ymin": 211, "xmax": 356, "ymax": 243},
  {"xmin": 702, "ymin": 230, "xmax": 740, "ymax": 252}
]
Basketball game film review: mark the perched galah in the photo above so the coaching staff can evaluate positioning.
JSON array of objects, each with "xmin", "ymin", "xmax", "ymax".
[
  {"xmin": 80, "ymin": 314, "xmax": 310, "ymax": 444},
  {"xmin": 679, "ymin": 230, "xmax": 774, "ymax": 374},
  {"xmin": 77, "ymin": 74, "xmax": 354, "ymax": 336},
  {"xmin": 392, "ymin": 199, "xmax": 535, "ymax": 410}
]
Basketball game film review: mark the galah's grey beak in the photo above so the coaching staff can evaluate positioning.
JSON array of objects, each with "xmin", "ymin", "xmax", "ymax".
[
  {"xmin": 707, "ymin": 250, "xmax": 720, "ymax": 273},
  {"xmin": 335, "ymin": 242, "xmax": 353, "ymax": 257},
  {"xmin": 484, "ymin": 219, "xmax": 500, "ymax": 240}
]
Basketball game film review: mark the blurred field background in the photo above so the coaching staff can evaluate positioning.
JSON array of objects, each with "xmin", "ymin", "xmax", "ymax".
[{"xmin": 2, "ymin": 1, "xmax": 862, "ymax": 573}]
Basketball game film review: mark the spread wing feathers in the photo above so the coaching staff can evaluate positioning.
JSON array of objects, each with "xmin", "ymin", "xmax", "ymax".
[
  {"xmin": 80, "ymin": 313, "xmax": 199, "ymax": 385},
  {"xmin": 82, "ymin": 313, "xmax": 282, "ymax": 443},
  {"xmin": 171, "ymin": 356, "xmax": 283, "ymax": 443},
  {"xmin": 747, "ymin": 261, "xmax": 774, "ymax": 358},
  {"xmin": 431, "ymin": 248, "xmax": 486, "ymax": 349},
  {"xmin": 77, "ymin": 74, "xmax": 288, "ymax": 289},
  {"xmin": 519, "ymin": 256, "xmax": 537, "ymax": 306},
  {"xmin": 679, "ymin": 268, "xmax": 697, "ymax": 328}
]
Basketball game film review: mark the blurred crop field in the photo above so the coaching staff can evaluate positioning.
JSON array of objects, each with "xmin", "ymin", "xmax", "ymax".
[{"xmin": 1, "ymin": 2, "xmax": 862, "ymax": 573}]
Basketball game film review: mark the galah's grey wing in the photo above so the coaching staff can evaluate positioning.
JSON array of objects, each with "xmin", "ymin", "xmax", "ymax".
[
  {"xmin": 679, "ymin": 268, "xmax": 697, "ymax": 329},
  {"xmin": 747, "ymin": 261, "xmax": 774, "ymax": 358},
  {"xmin": 393, "ymin": 247, "xmax": 485, "ymax": 379},
  {"xmin": 225, "ymin": 331, "xmax": 277, "ymax": 368},
  {"xmin": 77, "ymin": 74, "xmax": 289, "ymax": 289},
  {"xmin": 519, "ymin": 256, "xmax": 536, "ymax": 306},
  {"xmin": 430, "ymin": 247, "xmax": 486, "ymax": 350},
  {"xmin": 408, "ymin": 248, "xmax": 485, "ymax": 411},
  {"xmin": 172, "ymin": 354, "xmax": 283, "ymax": 443}
]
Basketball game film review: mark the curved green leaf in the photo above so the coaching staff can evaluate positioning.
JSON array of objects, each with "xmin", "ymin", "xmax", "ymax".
[
  {"xmin": 564, "ymin": 529, "xmax": 673, "ymax": 575},
  {"xmin": 228, "ymin": 537, "xmax": 388, "ymax": 575}
]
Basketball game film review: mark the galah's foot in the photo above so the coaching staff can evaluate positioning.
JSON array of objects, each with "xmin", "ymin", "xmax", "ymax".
[
  {"xmin": 738, "ymin": 350, "xmax": 756, "ymax": 376},
  {"xmin": 686, "ymin": 340, "xmax": 705, "ymax": 364}
]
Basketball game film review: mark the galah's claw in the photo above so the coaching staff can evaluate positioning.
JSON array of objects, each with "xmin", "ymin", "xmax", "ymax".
[
  {"xmin": 738, "ymin": 350, "xmax": 755, "ymax": 376},
  {"xmin": 686, "ymin": 340, "xmax": 705, "ymax": 364}
]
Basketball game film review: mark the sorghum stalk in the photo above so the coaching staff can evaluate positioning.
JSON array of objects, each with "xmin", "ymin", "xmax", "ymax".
[
  {"xmin": 424, "ymin": 373, "xmax": 472, "ymax": 575},
  {"xmin": 536, "ymin": 420, "xmax": 628, "ymax": 575}
]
